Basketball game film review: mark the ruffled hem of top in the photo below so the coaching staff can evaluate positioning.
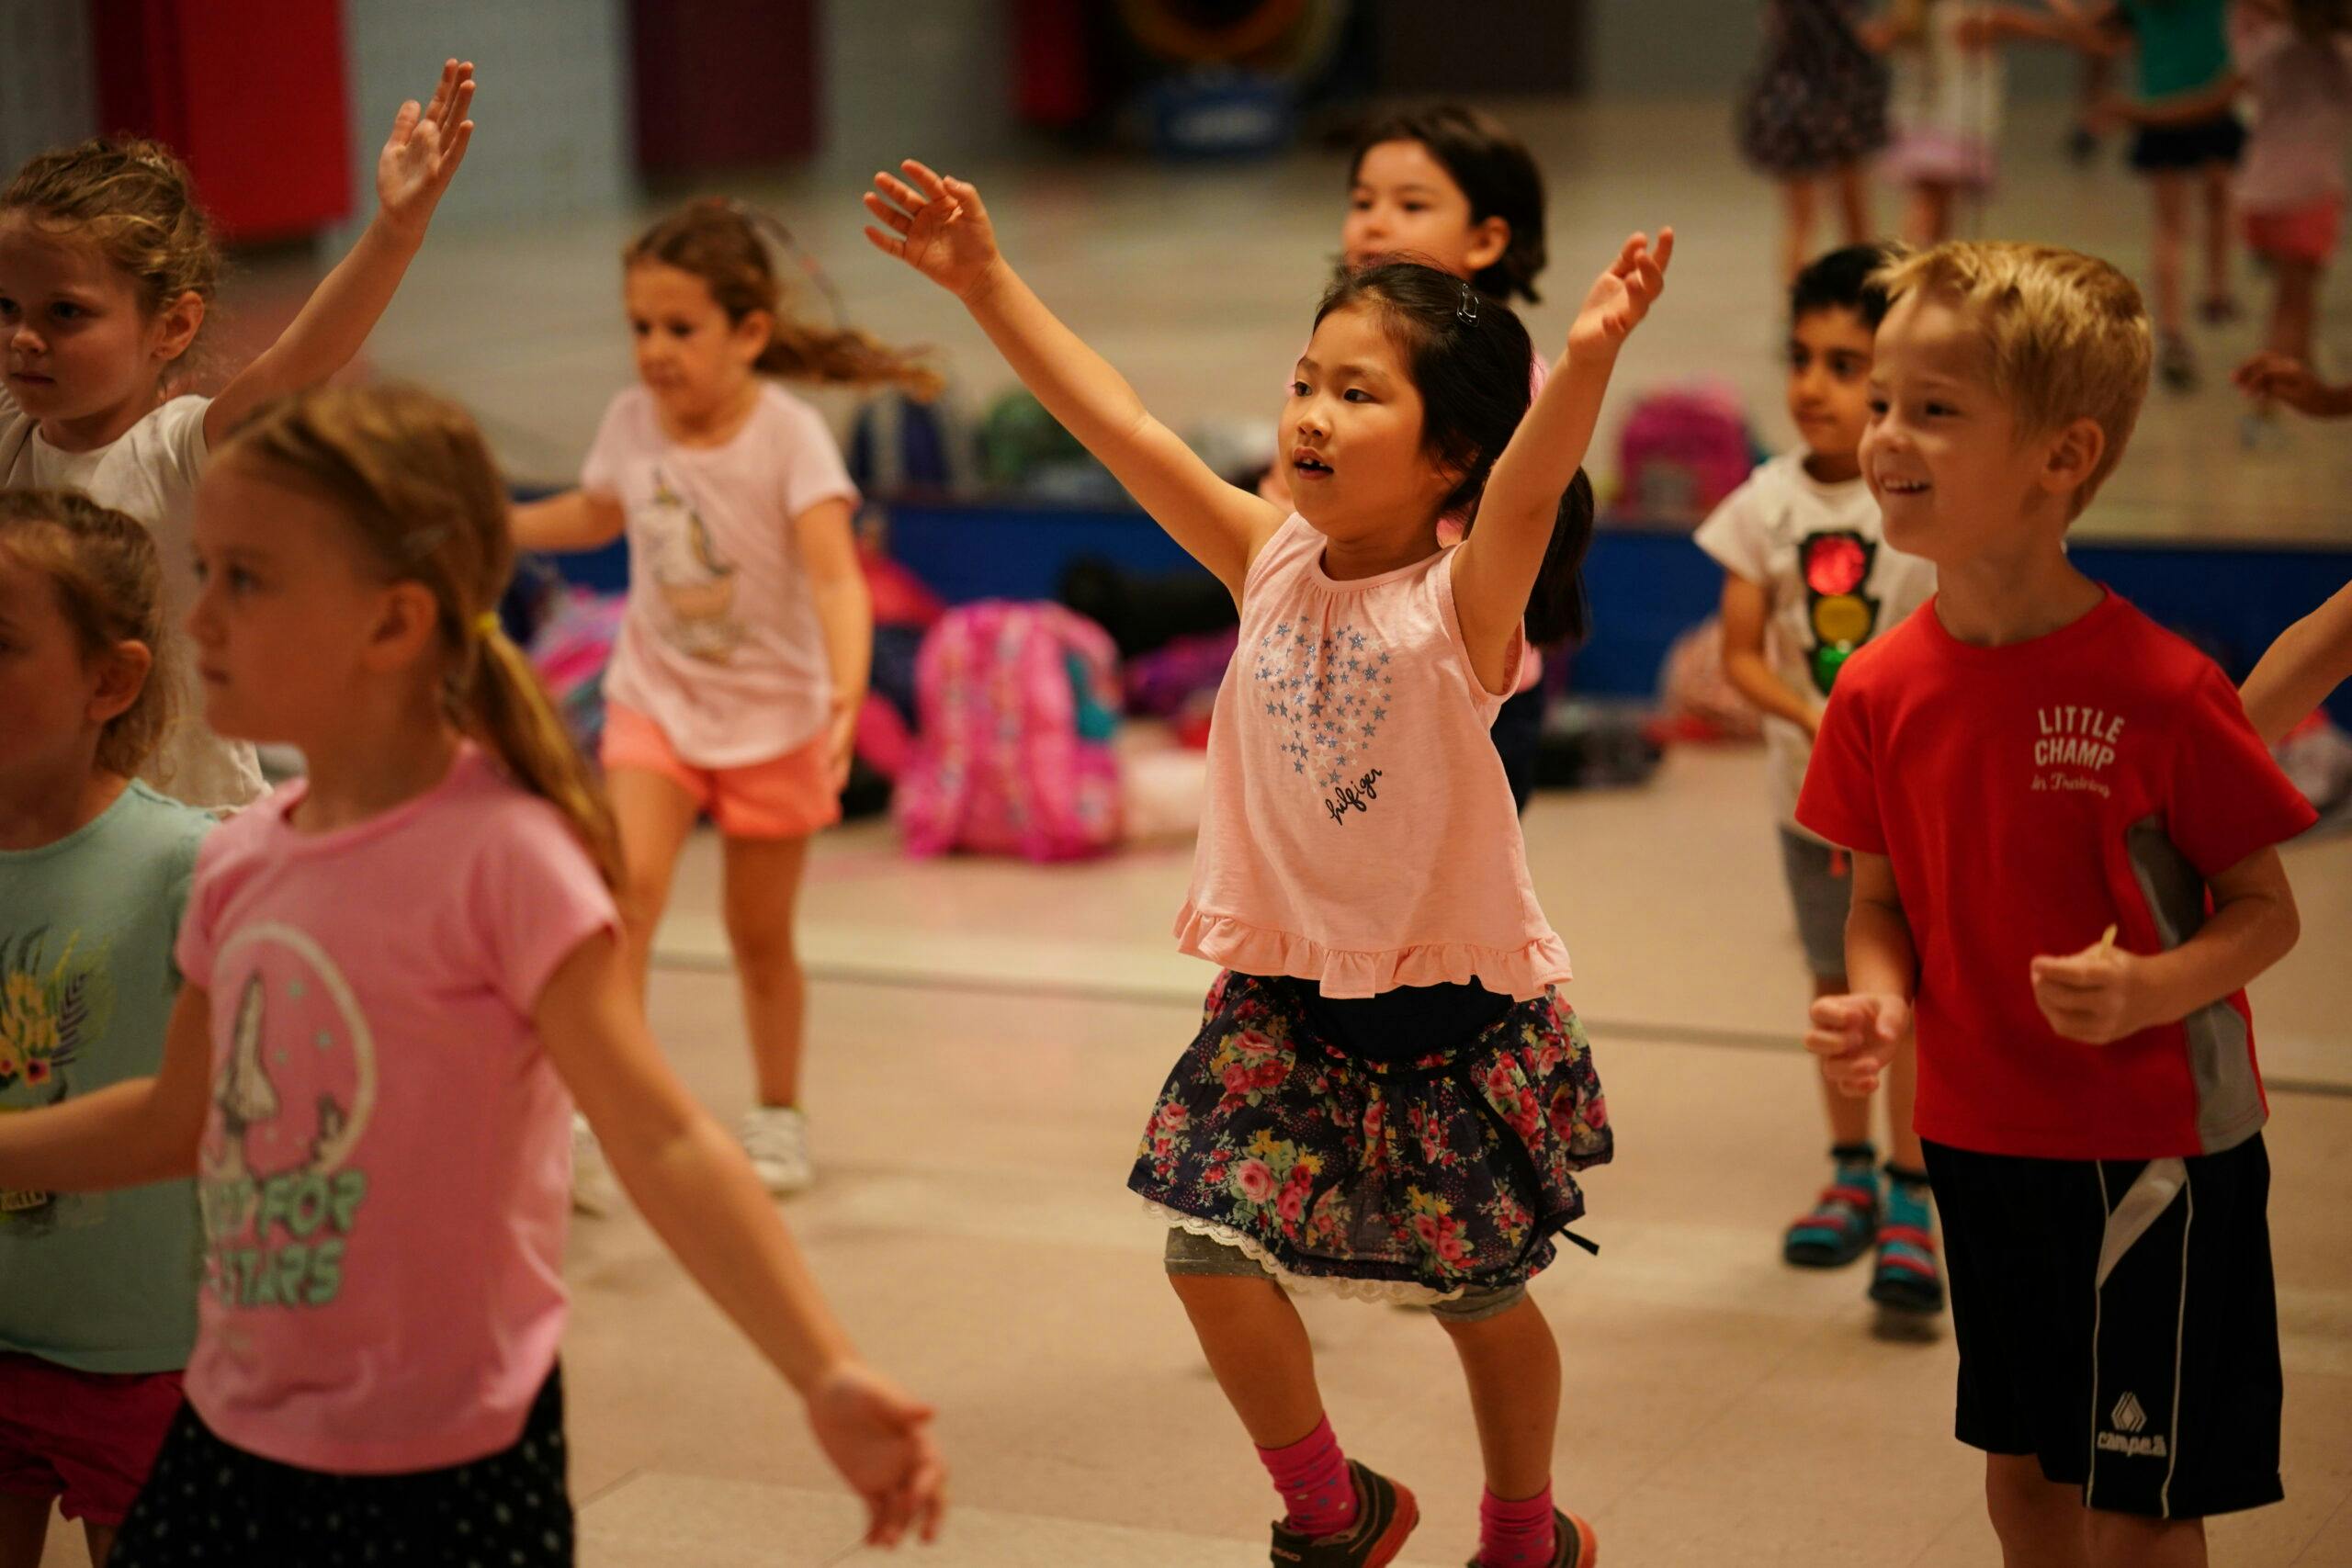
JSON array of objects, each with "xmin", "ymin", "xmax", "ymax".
[
  {"xmin": 1172, "ymin": 903, "xmax": 1571, "ymax": 1002},
  {"xmin": 1142, "ymin": 1201, "xmax": 1466, "ymax": 1307}
]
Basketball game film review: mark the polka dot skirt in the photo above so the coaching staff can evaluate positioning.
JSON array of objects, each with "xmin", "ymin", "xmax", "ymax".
[{"xmin": 109, "ymin": 1367, "xmax": 574, "ymax": 1565}]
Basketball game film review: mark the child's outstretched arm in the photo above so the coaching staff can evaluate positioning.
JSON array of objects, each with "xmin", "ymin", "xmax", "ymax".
[
  {"xmin": 510, "ymin": 491, "xmax": 627, "ymax": 553},
  {"xmin": 535, "ymin": 931, "xmax": 944, "ymax": 1550},
  {"xmin": 2241, "ymin": 581, "xmax": 2352, "ymax": 745},
  {"xmin": 2233, "ymin": 353, "xmax": 2352, "ymax": 421},
  {"xmin": 864, "ymin": 160, "xmax": 1283, "ymax": 597},
  {"xmin": 1453, "ymin": 229, "xmax": 1671, "ymax": 676},
  {"xmin": 795, "ymin": 495, "xmax": 873, "ymax": 789},
  {"xmin": 0, "ymin": 985, "xmax": 211, "ymax": 1192},
  {"xmin": 1719, "ymin": 571, "xmax": 1826, "ymax": 737},
  {"xmin": 203, "ymin": 61, "xmax": 478, "ymax": 446},
  {"xmin": 2029, "ymin": 848, "xmax": 2300, "ymax": 1044},
  {"xmin": 1806, "ymin": 852, "xmax": 1917, "ymax": 1096}
]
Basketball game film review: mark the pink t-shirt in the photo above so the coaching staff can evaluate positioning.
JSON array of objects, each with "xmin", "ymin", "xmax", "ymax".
[
  {"xmin": 174, "ymin": 746, "xmax": 616, "ymax": 1472},
  {"xmin": 2231, "ymin": 8, "xmax": 2352, "ymax": 212},
  {"xmin": 1177, "ymin": 513, "xmax": 1571, "ymax": 999},
  {"xmin": 583, "ymin": 383, "xmax": 861, "ymax": 768}
]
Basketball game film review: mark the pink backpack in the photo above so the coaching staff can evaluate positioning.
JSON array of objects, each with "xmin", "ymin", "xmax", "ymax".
[
  {"xmin": 896, "ymin": 602, "xmax": 1124, "ymax": 861},
  {"xmin": 1615, "ymin": 384, "xmax": 1757, "ymax": 522}
]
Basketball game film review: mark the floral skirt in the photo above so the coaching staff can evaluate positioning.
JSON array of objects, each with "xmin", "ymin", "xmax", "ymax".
[{"xmin": 1128, "ymin": 971, "xmax": 1612, "ymax": 1301}]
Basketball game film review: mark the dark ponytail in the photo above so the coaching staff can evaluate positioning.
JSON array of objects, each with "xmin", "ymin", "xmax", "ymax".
[{"xmin": 1314, "ymin": 261, "xmax": 1595, "ymax": 646}]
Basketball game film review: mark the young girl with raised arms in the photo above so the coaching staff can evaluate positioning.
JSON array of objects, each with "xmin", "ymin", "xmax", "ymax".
[
  {"xmin": 0, "ymin": 61, "xmax": 480, "ymax": 809},
  {"xmin": 0, "ymin": 492, "xmax": 211, "ymax": 1568},
  {"xmin": 865, "ymin": 158, "xmax": 1666, "ymax": 1568},
  {"xmin": 514, "ymin": 199, "xmax": 939, "ymax": 1202},
  {"xmin": 0, "ymin": 385, "xmax": 944, "ymax": 1562}
]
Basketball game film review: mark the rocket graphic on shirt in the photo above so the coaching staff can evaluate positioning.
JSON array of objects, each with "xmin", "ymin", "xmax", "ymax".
[{"xmin": 199, "ymin": 931, "xmax": 375, "ymax": 1311}]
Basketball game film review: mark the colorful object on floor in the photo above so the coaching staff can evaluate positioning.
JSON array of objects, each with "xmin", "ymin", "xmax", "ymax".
[
  {"xmin": 1785, "ymin": 1144, "xmax": 1882, "ymax": 1268},
  {"xmin": 1614, "ymin": 382, "xmax": 1758, "ymax": 521},
  {"xmin": 896, "ymin": 601, "xmax": 1125, "ymax": 862},
  {"xmin": 1870, "ymin": 1166, "xmax": 1945, "ymax": 1314}
]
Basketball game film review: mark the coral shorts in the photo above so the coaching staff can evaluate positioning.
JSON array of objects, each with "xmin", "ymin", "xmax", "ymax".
[
  {"xmin": 2245, "ymin": 197, "xmax": 2342, "ymax": 266},
  {"xmin": 601, "ymin": 702, "xmax": 841, "ymax": 839},
  {"xmin": 0, "ymin": 1355, "xmax": 184, "ymax": 1527}
]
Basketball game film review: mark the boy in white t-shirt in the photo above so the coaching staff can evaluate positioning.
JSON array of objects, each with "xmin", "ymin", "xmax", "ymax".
[{"xmin": 1695, "ymin": 244, "xmax": 1941, "ymax": 1316}]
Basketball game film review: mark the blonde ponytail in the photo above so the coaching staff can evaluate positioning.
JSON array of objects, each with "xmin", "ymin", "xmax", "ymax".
[{"xmin": 224, "ymin": 385, "xmax": 622, "ymax": 886}]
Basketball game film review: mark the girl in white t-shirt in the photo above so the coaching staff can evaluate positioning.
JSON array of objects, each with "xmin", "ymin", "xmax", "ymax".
[
  {"xmin": 514, "ymin": 200, "xmax": 939, "ymax": 1201},
  {"xmin": 0, "ymin": 62, "xmax": 481, "ymax": 809}
]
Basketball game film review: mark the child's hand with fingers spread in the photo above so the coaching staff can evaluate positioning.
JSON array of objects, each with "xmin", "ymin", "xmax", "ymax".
[
  {"xmin": 808, "ymin": 1361, "xmax": 948, "ymax": 1549},
  {"xmin": 377, "ymin": 59, "xmax": 477, "ymax": 239},
  {"xmin": 1805, "ymin": 991, "xmax": 1910, "ymax": 1096},
  {"xmin": 2233, "ymin": 352, "xmax": 2352, "ymax": 418},
  {"xmin": 864, "ymin": 161, "xmax": 1003, "ymax": 300},
  {"xmin": 1567, "ymin": 229, "xmax": 1674, "ymax": 361},
  {"xmin": 2030, "ymin": 932, "xmax": 2149, "ymax": 1045}
]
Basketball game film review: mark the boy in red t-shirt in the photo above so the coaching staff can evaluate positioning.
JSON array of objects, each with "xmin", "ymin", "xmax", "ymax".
[{"xmin": 1797, "ymin": 241, "xmax": 2315, "ymax": 1568}]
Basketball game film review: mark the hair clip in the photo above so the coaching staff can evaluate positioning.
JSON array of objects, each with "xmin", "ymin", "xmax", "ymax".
[{"xmin": 1456, "ymin": 282, "xmax": 1479, "ymax": 326}]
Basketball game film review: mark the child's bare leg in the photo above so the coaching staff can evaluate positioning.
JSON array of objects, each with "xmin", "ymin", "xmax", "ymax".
[
  {"xmin": 2085, "ymin": 1510, "xmax": 2206, "ymax": 1568},
  {"xmin": 1170, "ymin": 1274, "xmax": 1326, "ymax": 1446},
  {"xmin": 2199, "ymin": 162, "xmax": 2234, "ymax": 310},
  {"xmin": 84, "ymin": 1521, "xmax": 119, "ymax": 1566},
  {"xmin": 722, "ymin": 833, "xmax": 812, "ymax": 1108},
  {"xmin": 0, "ymin": 1495, "xmax": 51, "ymax": 1568},
  {"xmin": 605, "ymin": 768, "xmax": 703, "ymax": 1002},
  {"xmin": 2267, "ymin": 258, "xmax": 2320, "ymax": 362},
  {"xmin": 2151, "ymin": 172, "xmax": 2191, "ymax": 338},
  {"xmin": 1905, "ymin": 183, "xmax": 1957, "ymax": 247},
  {"xmin": 1781, "ymin": 176, "xmax": 1821, "ymax": 286},
  {"xmin": 1836, "ymin": 161, "xmax": 1872, "ymax": 245},
  {"xmin": 1985, "ymin": 1453, "xmax": 2092, "ymax": 1568},
  {"xmin": 1438, "ymin": 1294, "xmax": 1560, "ymax": 1500}
]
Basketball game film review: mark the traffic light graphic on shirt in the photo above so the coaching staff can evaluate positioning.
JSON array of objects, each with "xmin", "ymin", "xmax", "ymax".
[{"xmin": 1802, "ymin": 531, "xmax": 1880, "ymax": 696}]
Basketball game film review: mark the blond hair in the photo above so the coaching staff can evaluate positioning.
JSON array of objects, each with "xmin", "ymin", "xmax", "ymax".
[
  {"xmin": 2, "ymin": 138, "xmax": 219, "ymax": 361},
  {"xmin": 1875, "ymin": 242, "xmax": 2152, "ymax": 515},
  {"xmin": 627, "ymin": 199, "xmax": 943, "ymax": 397},
  {"xmin": 0, "ymin": 491, "xmax": 174, "ymax": 776},
  {"xmin": 223, "ymin": 386, "xmax": 622, "ymax": 886}
]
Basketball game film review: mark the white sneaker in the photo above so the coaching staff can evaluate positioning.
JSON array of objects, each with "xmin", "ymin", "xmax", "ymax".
[
  {"xmin": 571, "ymin": 1112, "xmax": 625, "ymax": 1216},
  {"xmin": 741, "ymin": 1105, "xmax": 813, "ymax": 1195}
]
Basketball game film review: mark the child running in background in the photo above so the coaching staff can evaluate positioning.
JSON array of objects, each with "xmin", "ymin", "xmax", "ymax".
[
  {"xmin": 1804, "ymin": 242, "xmax": 2312, "ymax": 1568},
  {"xmin": 867, "ymin": 155, "xmax": 1665, "ymax": 1568},
  {"xmin": 514, "ymin": 200, "xmax": 939, "ymax": 1203},
  {"xmin": 0, "ymin": 61, "xmax": 479, "ymax": 808},
  {"xmin": 1694, "ymin": 245, "xmax": 1943, "ymax": 1314},
  {"xmin": 0, "ymin": 386, "xmax": 944, "ymax": 1562},
  {"xmin": 0, "ymin": 492, "xmax": 210, "ymax": 1568},
  {"xmin": 1740, "ymin": 0, "xmax": 1892, "ymax": 284},
  {"xmin": 1264, "ymin": 104, "xmax": 1555, "ymax": 808},
  {"xmin": 2227, "ymin": 0, "xmax": 2352, "ymax": 367},
  {"xmin": 1883, "ymin": 1, "xmax": 2009, "ymax": 242}
]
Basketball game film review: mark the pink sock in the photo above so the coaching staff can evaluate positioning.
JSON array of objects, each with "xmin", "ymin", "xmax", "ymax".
[
  {"xmin": 1257, "ymin": 1416, "xmax": 1357, "ymax": 1538},
  {"xmin": 1477, "ymin": 1484, "xmax": 1556, "ymax": 1567}
]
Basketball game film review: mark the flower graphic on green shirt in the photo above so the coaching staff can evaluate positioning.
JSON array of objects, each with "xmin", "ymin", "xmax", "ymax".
[{"xmin": 0, "ymin": 927, "xmax": 109, "ymax": 1093}]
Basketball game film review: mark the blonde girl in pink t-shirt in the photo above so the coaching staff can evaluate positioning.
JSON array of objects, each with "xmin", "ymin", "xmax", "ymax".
[
  {"xmin": 868, "ymin": 158, "xmax": 1667, "ymax": 1568},
  {"xmin": 0, "ymin": 386, "xmax": 944, "ymax": 1562},
  {"xmin": 516, "ymin": 200, "xmax": 939, "ymax": 1204}
]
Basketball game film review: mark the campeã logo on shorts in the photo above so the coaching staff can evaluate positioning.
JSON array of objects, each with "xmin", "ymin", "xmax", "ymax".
[{"xmin": 2098, "ymin": 1392, "xmax": 2169, "ymax": 1459}]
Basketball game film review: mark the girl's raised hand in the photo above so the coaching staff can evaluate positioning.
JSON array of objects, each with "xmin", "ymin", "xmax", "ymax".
[
  {"xmin": 864, "ymin": 161, "xmax": 1001, "ymax": 299},
  {"xmin": 808, "ymin": 1361, "xmax": 948, "ymax": 1549},
  {"xmin": 377, "ymin": 59, "xmax": 477, "ymax": 238},
  {"xmin": 1566, "ymin": 229, "xmax": 1674, "ymax": 360}
]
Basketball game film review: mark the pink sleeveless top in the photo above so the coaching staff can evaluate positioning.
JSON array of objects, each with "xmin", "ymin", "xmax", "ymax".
[{"xmin": 1176, "ymin": 514, "xmax": 1571, "ymax": 999}]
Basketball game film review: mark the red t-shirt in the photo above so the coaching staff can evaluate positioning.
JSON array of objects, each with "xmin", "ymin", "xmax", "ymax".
[{"xmin": 1797, "ymin": 590, "xmax": 2317, "ymax": 1161}]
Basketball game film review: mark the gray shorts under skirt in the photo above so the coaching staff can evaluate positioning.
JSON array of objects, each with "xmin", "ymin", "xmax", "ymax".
[{"xmin": 1163, "ymin": 1225, "xmax": 1530, "ymax": 1324}]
